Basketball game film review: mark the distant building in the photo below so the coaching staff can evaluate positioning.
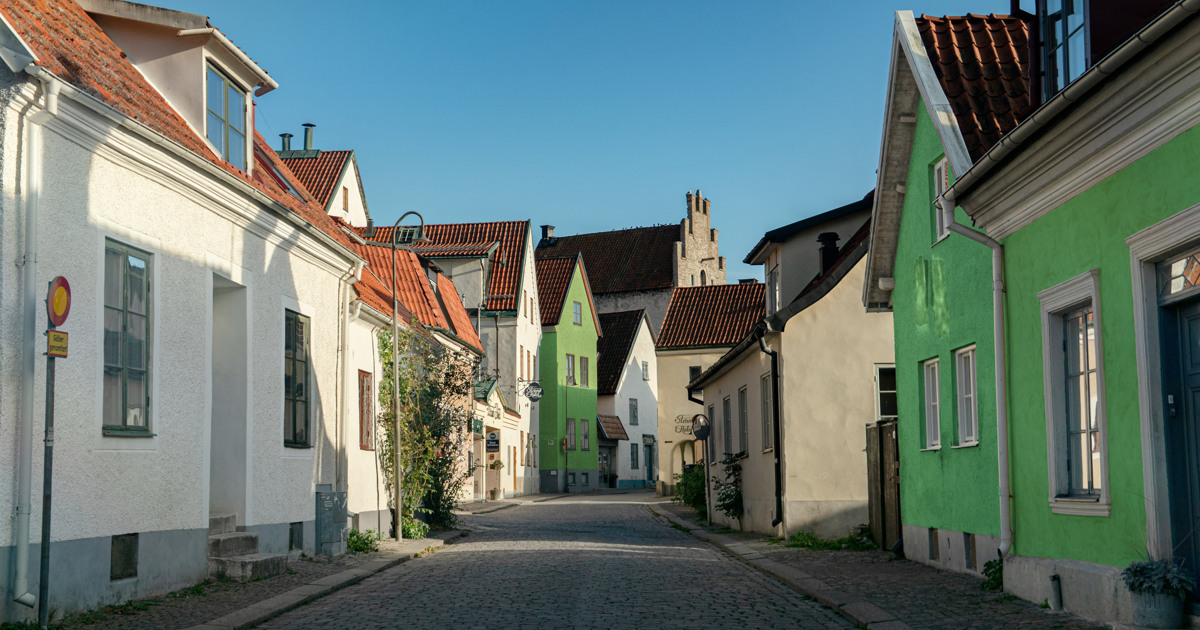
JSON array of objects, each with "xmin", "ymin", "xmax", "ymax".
[
  {"xmin": 536, "ymin": 190, "xmax": 726, "ymax": 334},
  {"xmin": 596, "ymin": 310, "xmax": 658, "ymax": 489}
]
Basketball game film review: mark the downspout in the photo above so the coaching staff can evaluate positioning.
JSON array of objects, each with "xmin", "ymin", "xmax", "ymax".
[
  {"xmin": 14, "ymin": 65, "xmax": 58, "ymax": 609},
  {"xmin": 333, "ymin": 260, "xmax": 362, "ymax": 492},
  {"xmin": 940, "ymin": 191, "xmax": 1011, "ymax": 557},
  {"xmin": 757, "ymin": 330, "xmax": 784, "ymax": 529}
]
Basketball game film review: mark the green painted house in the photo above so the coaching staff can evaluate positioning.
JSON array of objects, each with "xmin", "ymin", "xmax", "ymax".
[
  {"xmin": 869, "ymin": 2, "xmax": 1200, "ymax": 625},
  {"xmin": 533, "ymin": 255, "xmax": 602, "ymax": 493}
]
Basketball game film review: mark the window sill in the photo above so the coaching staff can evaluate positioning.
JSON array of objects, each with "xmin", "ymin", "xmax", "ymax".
[
  {"xmin": 102, "ymin": 427, "xmax": 155, "ymax": 438},
  {"xmin": 1049, "ymin": 497, "xmax": 1110, "ymax": 517},
  {"xmin": 920, "ymin": 445, "xmax": 941, "ymax": 452},
  {"xmin": 284, "ymin": 443, "xmax": 313, "ymax": 450},
  {"xmin": 952, "ymin": 441, "xmax": 979, "ymax": 449},
  {"xmin": 762, "ymin": 447, "xmax": 774, "ymax": 454}
]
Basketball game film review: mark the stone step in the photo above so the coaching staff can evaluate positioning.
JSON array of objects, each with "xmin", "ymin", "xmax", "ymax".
[
  {"xmin": 207, "ymin": 532, "xmax": 259, "ymax": 558},
  {"xmin": 209, "ymin": 513, "xmax": 237, "ymax": 536},
  {"xmin": 207, "ymin": 553, "xmax": 288, "ymax": 582}
]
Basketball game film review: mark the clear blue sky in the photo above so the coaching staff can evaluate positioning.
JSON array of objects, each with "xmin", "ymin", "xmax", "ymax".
[{"xmin": 157, "ymin": 0, "xmax": 1011, "ymax": 280}]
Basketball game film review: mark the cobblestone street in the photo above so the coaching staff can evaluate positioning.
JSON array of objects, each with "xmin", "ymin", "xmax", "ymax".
[{"xmin": 258, "ymin": 491, "xmax": 851, "ymax": 629}]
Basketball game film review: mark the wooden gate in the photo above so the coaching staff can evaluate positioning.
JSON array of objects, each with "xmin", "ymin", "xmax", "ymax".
[{"xmin": 866, "ymin": 419, "xmax": 901, "ymax": 552}]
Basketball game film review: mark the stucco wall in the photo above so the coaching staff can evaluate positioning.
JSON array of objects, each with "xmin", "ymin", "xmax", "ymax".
[
  {"xmin": 343, "ymin": 313, "xmax": 391, "ymax": 533},
  {"xmin": 608, "ymin": 318, "xmax": 658, "ymax": 485},
  {"xmin": 325, "ymin": 160, "xmax": 369, "ymax": 228},
  {"xmin": 593, "ymin": 289, "xmax": 671, "ymax": 336},
  {"xmin": 655, "ymin": 348, "xmax": 728, "ymax": 493}
]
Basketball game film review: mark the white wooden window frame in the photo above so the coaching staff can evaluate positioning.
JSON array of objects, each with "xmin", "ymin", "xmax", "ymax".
[
  {"xmin": 761, "ymin": 373, "xmax": 773, "ymax": 452},
  {"xmin": 922, "ymin": 359, "xmax": 940, "ymax": 450},
  {"xmin": 572, "ymin": 301, "xmax": 582, "ymax": 325},
  {"xmin": 933, "ymin": 158, "xmax": 950, "ymax": 243},
  {"xmin": 955, "ymin": 346, "xmax": 978, "ymax": 447},
  {"xmin": 1038, "ymin": 269, "xmax": 1110, "ymax": 517}
]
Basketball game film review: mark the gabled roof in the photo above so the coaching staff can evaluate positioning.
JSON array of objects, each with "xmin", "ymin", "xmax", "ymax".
[
  {"xmin": 280, "ymin": 149, "xmax": 358, "ymax": 210},
  {"xmin": 916, "ymin": 14, "xmax": 1030, "ymax": 163},
  {"xmin": 744, "ymin": 191, "xmax": 874, "ymax": 265},
  {"xmin": 0, "ymin": 0, "xmax": 354, "ymax": 253},
  {"xmin": 536, "ymin": 224, "xmax": 679, "ymax": 295},
  {"xmin": 596, "ymin": 310, "xmax": 650, "ymax": 396},
  {"xmin": 360, "ymin": 221, "xmax": 529, "ymax": 312},
  {"xmin": 597, "ymin": 415, "xmax": 630, "ymax": 441},
  {"xmin": 657, "ymin": 283, "xmax": 764, "ymax": 350},
  {"xmin": 534, "ymin": 255, "xmax": 601, "ymax": 333}
]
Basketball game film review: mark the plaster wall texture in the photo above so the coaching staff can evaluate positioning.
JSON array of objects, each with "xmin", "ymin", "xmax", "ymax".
[
  {"xmin": 438, "ymin": 258, "xmax": 486, "ymax": 315},
  {"xmin": 324, "ymin": 159, "xmax": 368, "ymax": 228},
  {"xmin": 602, "ymin": 319, "xmax": 658, "ymax": 484},
  {"xmin": 342, "ymin": 313, "xmax": 391, "ymax": 532},
  {"xmin": 891, "ymin": 103, "xmax": 999, "ymax": 540},
  {"xmin": 900, "ymin": 523, "xmax": 1000, "ymax": 578},
  {"xmin": 696, "ymin": 347, "xmax": 776, "ymax": 533},
  {"xmin": 1000, "ymin": 121, "xmax": 1200, "ymax": 568},
  {"xmin": 655, "ymin": 348, "xmax": 728, "ymax": 493},
  {"xmin": 593, "ymin": 289, "xmax": 671, "ymax": 336},
  {"xmin": 761, "ymin": 209, "xmax": 871, "ymax": 310},
  {"xmin": 776, "ymin": 258, "xmax": 893, "ymax": 538}
]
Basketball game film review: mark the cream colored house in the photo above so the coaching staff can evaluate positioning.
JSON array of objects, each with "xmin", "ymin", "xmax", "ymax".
[{"xmin": 691, "ymin": 200, "xmax": 893, "ymax": 538}]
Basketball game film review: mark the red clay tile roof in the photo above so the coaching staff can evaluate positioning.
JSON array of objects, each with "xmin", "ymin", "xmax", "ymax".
[
  {"xmin": 535, "ymin": 256, "xmax": 578, "ymax": 327},
  {"xmin": 536, "ymin": 225, "xmax": 679, "ymax": 295},
  {"xmin": 657, "ymin": 283, "xmax": 764, "ymax": 350},
  {"xmin": 280, "ymin": 150, "xmax": 351, "ymax": 208},
  {"xmin": 916, "ymin": 14, "xmax": 1030, "ymax": 162},
  {"xmin": 597, "ymin": 415, "xmax": 629, "ymax": 441},
  {"xmin": 596, "ymin": 310, "xmax": 646, "ymax": 396},
  {"xmin": 1, "ymin": 0, "xmax": 354, "ymax": 252},
  {"xmin": 362, "ymin": 222, "xmax": 529, "ymax": 312}
]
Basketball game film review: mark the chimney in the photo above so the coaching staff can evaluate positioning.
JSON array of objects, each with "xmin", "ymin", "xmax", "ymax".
[
  {"xmin": 363, "ymin": 218, "xmax": 376, "ymax": 239},
  {"xmin": 539, "ymin": 225, "xmax": 557, "ymax": 247},
  {"xmin": 818, "ymin": 232, "xmax": 840, "ymax": 273},
  {"xmin": 302, "ymin": 123, "xmax": 315, "ymax": 150},
  {"xmin": 738, "ymin": 278, "xmax": 756, "ymax": 284},
  {"xmin": 280, "ymin": 133, "xmax": 292, "ymax": 152}
]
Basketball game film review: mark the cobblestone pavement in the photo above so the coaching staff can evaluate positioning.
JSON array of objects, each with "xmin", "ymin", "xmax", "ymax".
[
  {"xmin": 658, "ymin": 501, "xmax": 1105, "ymax": 630},
  {"xmin": 260, "ymin": 491, "xmax": 852, "ymax": 629}
]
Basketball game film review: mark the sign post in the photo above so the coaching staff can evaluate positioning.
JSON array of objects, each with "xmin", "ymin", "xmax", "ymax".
[{"xmin": 39, "ymin": 277, "xmax": 69, "ymax": 630}]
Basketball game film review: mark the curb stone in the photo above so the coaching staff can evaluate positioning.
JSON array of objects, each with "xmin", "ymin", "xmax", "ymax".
[
  {"xmin": 181, "ymin": 530, "xmax": 466, "ymax": 630},
  {"xmin": 647, "ymin": 504, "xmax": 912, "ymax": 630}
]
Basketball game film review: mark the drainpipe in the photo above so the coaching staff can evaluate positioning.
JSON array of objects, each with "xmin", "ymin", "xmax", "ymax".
[
  {"xmin": 939, "ymin": 190, "xmax": 1011, "ymax": 557},
  {"xmin": 13, "ymin": 65, "xmax": 59, "ymax": 610},
  {"xmin": 757, "ymin": 331, "xmax": 784, "ymax": 530}
]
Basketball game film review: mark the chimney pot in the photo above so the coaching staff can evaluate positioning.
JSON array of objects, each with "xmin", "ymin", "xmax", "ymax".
[
  {"xmin": 280, "ymin": 133, "xmax": 292, "ymax": 152},
  {"xmin": 302, "ymin": 123, "xmax": 315, "ymax": 150},
  {"xmin": 818, "ymin": 232, "xmax": 840, "ymax": 273},
  {"xmin": 738, "ymin": 278, "xmax": 755, "ymax": 284}
]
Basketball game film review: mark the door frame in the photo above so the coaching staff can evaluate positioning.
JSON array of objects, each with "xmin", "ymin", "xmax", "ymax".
[{"xmin": 1128, "ymin": 203, "xmax": 1200, "ymax": 558}]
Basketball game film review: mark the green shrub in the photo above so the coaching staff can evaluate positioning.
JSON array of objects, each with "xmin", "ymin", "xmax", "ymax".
[
  {"xmin": 1122, "ymin": 559, "xmax": 1196, "ymax": 597},
  {"xmin": 785, "ymin": 528, "xmax": 875, "ymax": 551},
  {"xmin": 347, "ymin": 528, "xmax": 382, "ymax": 554},
  {"xmin": 672, "ymin": 461, "xmax": 707, "ymax": 515},
  {"xmin": 981, "ymin": 558, "xmax": 1003, "ymax": 591},
  {"xmin": 402, "ymin": 517, "xmax": 429, "ymax": 540},
  {"xmin": 712, "ymin": 453, "xmax": 745, "ymax": 527}
]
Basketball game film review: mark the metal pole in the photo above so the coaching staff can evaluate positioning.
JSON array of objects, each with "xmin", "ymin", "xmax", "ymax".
[
  {"xmin": 704, "ymin": 437, "xmax": 713, "ymax": 525},
  {"xmin": 37, "ymin": 354, "xmax": 54, "ymax": 629},
  {"xmin": 388, "ymin": 211, "xmax": 427, "ymax": 541}
]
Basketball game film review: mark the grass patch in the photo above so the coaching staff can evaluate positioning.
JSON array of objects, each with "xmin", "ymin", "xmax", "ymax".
[
  {"xmin": 784, "ymin": 529, "xmax": 875, "ymax": 551},
  {"xmin": 104, "ymin": 599, "xmax": 161, "ymax": 615},
  {"xmin": 670, "ymin": 522, "xmax": 691, "ymax": 533}
]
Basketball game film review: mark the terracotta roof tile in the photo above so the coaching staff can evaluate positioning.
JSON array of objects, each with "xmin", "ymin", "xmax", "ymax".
[
  {"xmin": 597, "ymin": 415, "xmax": 630, "ymax": 441},
  {"xmin": 0, "ymin": 0, "xmax": 354, "ymax": 252},
  {"xmin": 280, "ymin": 150, "xmax": 351, "ymax": 208},
  {"xmin": 657, "ymin": 283, "xmax": 764, "ymax": 350},
  {"xmin": 535, "ymin": 256, "xmax": 577, "ymax": 327},
  {"xmin": 536, "ymin": 225, "xmax": 679, "ymax": 294},
  {"xmin": 916, "ymin": 14, "xmax": 1030, "ymax": 161},
  {"xmin": 361, "ymin": 222, "xmax": 529, "ymax": 312},
  {"xmin": 596, "ymin": 310, "xmax": 645, "ymax": 396}
]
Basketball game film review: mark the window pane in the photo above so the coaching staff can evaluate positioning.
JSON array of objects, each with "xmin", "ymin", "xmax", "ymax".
[
  {"xmin": 284, "ymin": 360, "xmax": 294, "ymax": 401},
  {"xmin": 126, "ymin": 255, "xmax": 147, "ymax": 314},
  {"xmin": 206, "ymin": 112, "xmax": 225, "ymax": 155},
  {"xmin": 105, "ymin": 249, "xmax": 123, "ymax": 307},
  {"xmin": 206, "ymin": 68, "xmax": 224, "ymax": 115},
  {"xmin": 104, "ymin": 308, "xmax": 122, "ymax": 366},
  {"xmin": 1069, "ymin": 432, "xmax": 1087, "ymax": 494},
  {"xmin": 285, "ymin": 315, "xmax": 295, "ymax": 358},
  {"xmin": 103, "ymin": 367, "xmax": 121, "ymax": 425},
  {"xmin": 227, "ymin": 84, "xmax": 245, "ymax": 132},
  {"xmin": 126, "ymin": 369, "xmax": 146, "ymax": 427},
  {"xmin": 1088, "ymin": 371, "xmax": 1099, "ymax": 430},
  {"xmin": 1068, "ymin": 31, "xmax": 1086, "ymax": 83},
  {"xmin": 284, "ymin": 400, "xmax": 294, "ymax": 440},
  {"xmin": 126, "ymin": 314, "xmax": 146, "ymax": 371},
  {"xmin": 880, "ymin": 368, "xmax": 896, "ymax": 392},
  {"xmin": 1067, "ymin": 372, "xmax": 1084, "ymax": 433},
  {"xmin": 228, "ymin": 129, "xmax": 246, "ymax": 171},
  {"xmin": 294, "ymin": 361, "xmax": 306, "ymax": 401},
  {"xmin": 1090, "ymin": 434, "xmax": 1103, "ymax": 492},
  {"xmin": 1085, "ymin": 312, "xmax": 1096, "ymax": 371},
  {"xmin": 295, "ymin": 403, "xmax": 307, "ymax": 443},
  {"xmin": 294, "ymin": 317, "xmax": 307, "ymax": 361},
  {"xmin": 881, "ymin": 392, "xmax": 898, "ymax": 418},
  {"xmin": 1065, "ymin": 0, "xmax": 1083, "ymax": 31}
]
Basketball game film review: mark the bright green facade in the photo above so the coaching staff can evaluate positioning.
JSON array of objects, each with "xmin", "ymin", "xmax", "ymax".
[
  {"xmin": 1000, "ymin": 123, "xmax": 1200, "ymax": 567},
  {"xmin": 537, "ymin": 263, "xmax": 599, "ymax": 492},
  {"xmin": 893, "ymin": 101, "xmax": 1000, "ymax": 538}
]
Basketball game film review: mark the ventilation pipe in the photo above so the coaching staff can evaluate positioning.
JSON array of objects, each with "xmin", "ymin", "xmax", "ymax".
[
  {"xmin": 280, "ymin": 132, "xmax": 292, "ymax": 152},
  {"xmin": 939, "ymin": 190, "xmax": 1011, "ymax": 557},
  {"xmin": 818, "ymin": 232, "xmax": 840, "ymax": 272},
  {"xmin": 13, "ymin": 64, "xmax": 60, "ymax": 610},
  {"xmin": 302, "ymin": 123, "xmax": 315, "ymax": 150}
]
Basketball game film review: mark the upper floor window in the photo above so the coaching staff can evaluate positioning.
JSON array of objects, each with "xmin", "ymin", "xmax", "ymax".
[
  {"xmin": 565, "ymin": 353, "xmax": 576, "ymax": 385},
  {"xmin": 581, "ymin": 356, "xmax": 589, "ymax": 388},
  {"xmin": 767, "ymin": 266, "xmax": 780, "ymax": 314},
  {"xmin": 573, "ymin": 301, "xmax": 582, "ymax": 325},
  {"xmin": 933, "ymin": 158, "xmax": 950, "ymax": 242},
  {"xmin": 104, "ymin": 240, "xmax": 152, "ymax": 435},
  {"xmin": 1042, "ymin": 0, "xmax": 1088, "ymax": 96},
  {"xmin": 629, "ymin": 398, "xmax": 639, "ymax": 426},
  {"xmin": 206, "ymin": 64, "xmax": 247, "ymax": 171},
  {"xmin": 689, "ymin": 365, "xmax": 701, "ymax": 382},
  {"xmin": 641, "ymin": 361, "xmax": 650, "ymax": 381}
]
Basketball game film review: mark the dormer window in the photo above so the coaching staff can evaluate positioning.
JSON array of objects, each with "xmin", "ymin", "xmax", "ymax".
[
  {"xmin": 1041, "ymin": 0, "xmax": 1088, "ymax": 97},
  {"xmin": 206, "ymin": 63, "xmax": 247, "ymax": 171}
]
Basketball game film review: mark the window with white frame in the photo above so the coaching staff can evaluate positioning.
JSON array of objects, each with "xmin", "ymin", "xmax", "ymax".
[
  {"xmin": 629, "ymin": 398, "xmax": 638, "ymax": 426},
  {"xmin": 722, "ymin": 396, "xmax": 732, "ymax": 456},
  {"xmin": 933, "ymin": 158, "xmax": 949, "ymax": 242},
  {"xmin": 923, "ymin": 359, "xmax": 940, "ymax": 449},
  {"xmin": 206, "ymin": 63, "xmax": 247, "ymax": 171},
  {"xmin": 761, "ymin": 373, "xmax": 773, "ymax": 450},
  {"xmin": 565, "ymin": 353, "xmax": 575, "ymax": 385},
  {"xmin": 956, "ymin": 347, "xmax": 978, "ymax": 445},
  {"xmin": 566, "ymin": 417, "xmax": 576, "ymax": 450},
  {"xmin": 1039, "ymin": 269, "xmax": 1109, "ymax": 515},
  {"xmin": 767, "ymin": 266, "xmax": 780, "ymax": 314},
  {"xmin": 738, "ymin": 386, "xmax": 748, "ymax": 455},
  {"xmin": 876, "ymin": 365, "xmax": 897, "ymax": 422},
  {"xmin": 642, "ymin": 360, "xmax": 650, "ymax": 381},
  {"xmin": 103, "ymin": 240, "xmax": 152, "ymax": 435},
  {"xmin": 573, "ymin": 301, "xmax": 582, "ymax": 325}
]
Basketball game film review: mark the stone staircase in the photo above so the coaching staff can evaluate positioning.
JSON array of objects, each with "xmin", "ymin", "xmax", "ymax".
[{"xmin": 206, "ymin": 514, "xmax": 288, "ymax": 582}]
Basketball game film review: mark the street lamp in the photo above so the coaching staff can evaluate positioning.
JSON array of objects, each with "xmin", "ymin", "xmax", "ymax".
[{"xmin": 390, "ymin": 211, "xmax": 431, "ymax": 540}]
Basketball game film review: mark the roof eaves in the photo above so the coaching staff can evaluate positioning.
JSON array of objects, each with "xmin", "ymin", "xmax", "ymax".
[
  {"xmin": 743, "ymin": 192, "xmax": 874, "ymax": 265},
  {"xmin": 896, "ymin": 10, "xmax": 972, "ymax": 177}
]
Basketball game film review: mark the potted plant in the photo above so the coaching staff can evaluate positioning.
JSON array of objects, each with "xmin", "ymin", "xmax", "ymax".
[{"xmin": 1121, "ymin": 558, "xmax": 1195, "ymax": 628}]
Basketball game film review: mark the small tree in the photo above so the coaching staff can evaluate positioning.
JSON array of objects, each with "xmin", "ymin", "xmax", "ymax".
[
  {"xmin": 712, "ymin": 452, "xmax": 745, "ymax": 529},
  {"xmin": 672, "ymin": 461, "xmax": 707, "ymax": 517}
]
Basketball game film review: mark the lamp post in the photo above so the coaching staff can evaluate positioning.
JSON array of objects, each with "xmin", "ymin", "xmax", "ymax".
[{"xmin": 390, "ymin": 211, "xmax": 430, "ymax": 540}]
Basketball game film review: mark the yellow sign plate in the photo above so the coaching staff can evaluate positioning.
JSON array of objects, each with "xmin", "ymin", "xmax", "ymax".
[{"xmin": 47, "ymin": 330, "xmax": 68, "ymax": 358}]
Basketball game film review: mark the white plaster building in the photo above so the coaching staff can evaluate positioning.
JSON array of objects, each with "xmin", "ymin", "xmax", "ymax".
[{"xmin": 596, "ymin": 310, "xmax": 658, "ymax": 488}]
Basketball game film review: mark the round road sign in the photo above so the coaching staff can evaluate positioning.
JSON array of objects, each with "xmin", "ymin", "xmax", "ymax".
[{"xmin": 47, "ymin": 276, "xmax": 71, "ymax": 327}]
